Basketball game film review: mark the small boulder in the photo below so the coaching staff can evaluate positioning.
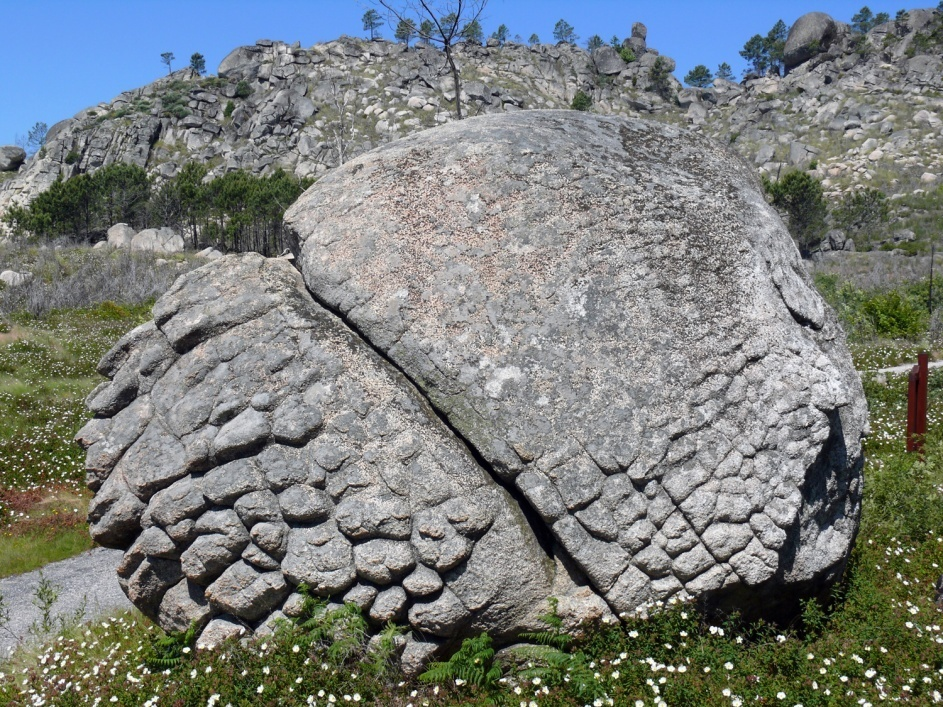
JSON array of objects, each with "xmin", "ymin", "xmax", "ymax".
[
  {"xmin": 0, "ymin": 271, "xmax": 32, "ymax": 288},
  {"xmin": 107, "ymin": 223, "xmax": 136, "ymax": 249},
  {"xmin": 592, "ymin": 46, "xmax": 626, "ymax": 75},
  {"xmin": 131, "ymin": 227, "xmax": 185, "ymax": 254},
  {"xmin": 784, "ymin": 12, "xmax": 839, "ymax": 70},
  {"xmin": 0, "ymin": 146, "xmax": 26, "ymax": 172}
]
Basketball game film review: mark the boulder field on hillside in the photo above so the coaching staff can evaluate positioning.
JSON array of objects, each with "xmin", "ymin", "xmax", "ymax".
[{"xmin": 78, "ymin": 112, "xmax": 868, "ymax": 667}]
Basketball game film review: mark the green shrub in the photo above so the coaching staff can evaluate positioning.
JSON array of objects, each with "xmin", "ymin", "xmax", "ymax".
[
  {"xmin": 235, "ymin": 80, "xmax": 253, "ymax": 98},
  {"xmin": 648, "ymin": 56, "xmax": 673, "ymax": 98},
  {"xmin": 570, "ymin": 90, "xmax": 593, "ymax": 111},
  {"xmin": 64, "ymin": 151, "xmax": 80, "ymax": 165},
  {"xmin": 862, "ymin": 289, "xmax": 928, "ymax": 339},
  {"xmin": 146, "ymin": 622, "xmax": 198, "ymax": 671},
  {"xmin": 223, "ymin": 100, "xmax": 235, "ymax": 119},
  {"xmin": 618, "ymin": 46, "xmax": 636, "ymax": 63},
  {"xmin": 420, "ymin": 633, "xmax": 502, "ymax": 689},
  {"xmin": 763, "ymin": 170, "xmax": 828, "ymax": 258},
  {"xmin": 835, "ymin": 188, "xmax": 890, "ymax": 241}
]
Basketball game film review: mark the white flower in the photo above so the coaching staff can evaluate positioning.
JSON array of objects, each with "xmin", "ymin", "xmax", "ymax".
[
  {"xmin": 777, "ymin": 692, "xmax": 786, "ymax": 699},
  {"xmin": 257, "ymin": 686, "xmax": 264, "ymax": 694},
  {"xmin": 724, "ymin": 662, "xmax": 734, "ymax": 670}
]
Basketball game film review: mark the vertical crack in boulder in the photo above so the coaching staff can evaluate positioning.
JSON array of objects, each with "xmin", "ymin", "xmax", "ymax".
[{"xmin": 285, "ymin": 110, "xmax": 868, "ymax": 620}]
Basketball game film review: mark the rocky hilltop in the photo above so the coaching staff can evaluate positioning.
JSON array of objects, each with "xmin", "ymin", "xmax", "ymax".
[{"xmin": 2, "ymin": 9, "xmax": 943, "ymax": 248}]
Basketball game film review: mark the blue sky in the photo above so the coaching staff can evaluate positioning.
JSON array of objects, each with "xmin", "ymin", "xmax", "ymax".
[{"xmin": 0, "ymin": 1, "xmax": 920, "ymax": 146}]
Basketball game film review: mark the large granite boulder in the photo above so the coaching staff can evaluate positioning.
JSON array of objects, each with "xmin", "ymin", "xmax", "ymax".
[
  {"xmin": 592, "ymin": 46, "xmax": 626, "ymax": 75},
  {"xmin": 131, "ymin": 227, "xmax": 185, "ymax": 253},
  {"xmin": 0, "ymin": 146, "xmax": 25, "ymax": 172},
  {"xmin": 107, "ymin": 223, "xmax": 136, "ymax": 249},
  {"xmin": 784, "ymin": 12, "xmax": 840, "ymax": 70},
  {"xmin": 81, "ymin": 111, "xmax": 867, "ymax": 660},
  {"xmin": 77, "ymin": 253, "xmax": 604, "ymax": 655},
  {"xmin": 285, "ymin": 111, "xmax": 867, "ymax": 619}
]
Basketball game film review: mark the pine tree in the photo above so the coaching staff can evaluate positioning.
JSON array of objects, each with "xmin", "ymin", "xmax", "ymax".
[
  {"xmin": 461, "ymin": 18, "xmax": 483, "ymax": 44},
  {"xmin": 683, "ymin": 64, "xmax": 713, "ymax": 88},
  {"xmin": 362, "ymin": 9, "xmax": 383, "ymax": 40},
  {"xmin": 528, "ymin": 33, "xmax": 540, "ymax": 45},
  {"xmin": 189, "ymin": 52, "xmax": 206, "ymax": 76},
  {"xmin": 490, "ymin": 24, "xmax": 509, "ymax": 45},
  {"xmin": 160, "ymin": 52, "xmax": 175, "ymax": 74},
  {"xmin": 739, "ymin": 34, "xmax": 768, "ymax": 74},
  {"xmin": 715, "ymin": 62, "xmax": 734, "ymax": 81},
  {"xmin": 395, "ymin": 18, "xmax": 417, "ymax": 44},
  {"xmin": 553, "ymin": 19, "xmax": 578, "ymax": 44},
  {"xmin": 851, "ymin": 6, "xmax": 876, "ymax": 33}
]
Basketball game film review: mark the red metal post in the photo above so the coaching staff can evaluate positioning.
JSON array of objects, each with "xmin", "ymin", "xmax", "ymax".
[
  {"xmin": 907, "ymin": 352, "xmax": 930, "ymax": 453},
  {"xmin": 907, "ymin": 365, "xmax": 919, "ymax": 452}
]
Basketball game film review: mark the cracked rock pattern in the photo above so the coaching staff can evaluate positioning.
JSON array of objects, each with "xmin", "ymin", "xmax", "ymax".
[
  {"xmin": 285, "ymin": 111, "xmax": 868, "ymax": 618},
  {"xmin": 77, "ymin": 253, "xmax": 573, "ymax": 650},
  {"xmin": 82, "ymin": 112, "xmax": 868, "ymax": 653}
]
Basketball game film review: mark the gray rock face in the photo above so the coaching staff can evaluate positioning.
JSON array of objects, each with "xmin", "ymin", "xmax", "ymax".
[
  {"xmin": 286, "ymin": 111, "xmax": 867, "ymax": 619},
  {"xmin": 83, "ymin": 112, "xmax": 867, "ymax": 663},
  {"xmin": 131, "ymin": 227, "xmax": 184, "ymax": 253},
  {"xmin": 784, "ymin": 12, "xmax": 839, "ymax": 70},
  {"xmin": 79, "ymin": 252, "xmax": 582, "ymax": 652},
  {"xmin": 0, "ymin": 146, "xmax": 25, "ymax": 172},
  {"xmin": 592, "ymin": 46, "xmax": 625, "ymax": 75},
  {"xmin": 107, "ymin": 223, "xmax": 135, "ymax": 248},
  {"xmin": 0, "ymin": 270, "xmax": 32, "ymax": 287}
]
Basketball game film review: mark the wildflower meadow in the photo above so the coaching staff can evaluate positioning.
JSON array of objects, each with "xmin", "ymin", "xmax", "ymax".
[{"xmin": 0, "ymin": 254, "xmax": 940, "ymax": 705}]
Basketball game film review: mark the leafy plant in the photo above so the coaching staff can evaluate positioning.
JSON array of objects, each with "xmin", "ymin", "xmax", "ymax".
[
  {"xmin": 618, "ymin": 46, "xmax": 636, "ymax": 63},
  {"xmin": 146, "ymin": 621, "xmax": 199, "ymax": 670},
  {"xmin": 293, "ymin": 583, "xmax": 369, "ymax": 662},
  {"xmin": 64, "ymin": 151, "xmax": 80, "ymax": 165},
  {"xmin": 223, "ymin": 100, "xmax": 235, "ymax": 119},
  {"xmin": 513, "ymin": 598, "xmax": 605, "ymax": 701},
  {"xmin": 235, "ymin": 80, "xmax": 252, "ymax": 99},
  {"xmin": 365, "ymin": 621, "xmax": 409, "ymax": 679},
  {"xmin": 31, "ymin": 570, "xmax": 59, "ymax": 634},
  {"xmin": 763, "ymin": 170, "xmax": 828, "ymax": 257},
  {"xmin": 648, "ymin": 56, "xmax": 673, "ymax": 98},
  {"xmin": 570, "ymin": 90, "xmax": 592, "ymax": 111},
  {"xmin": 420, "ymin": 632, "xmax": 502, "ymax": 688}
]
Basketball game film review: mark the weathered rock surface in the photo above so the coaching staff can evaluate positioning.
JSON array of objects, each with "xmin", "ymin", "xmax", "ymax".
[
  {"xmin": 784, "ymin": 12, "xmax": 842, "ymax": 70},
  {"xmin": 0, "ymin": 146, "xmax": 25, "ymax": 172},
  {"xmin": 78, "ymin": 252, "xmax": 595, "ymax": 652},
  {"xmin": 83, "ymin": 112, "xmax": 868, "ymax": 662},
  {"xmin": 286, "ymin": 111, "xmax": 868, "ymax": 618},
  {"xmin": 131, "ymin": 227, "xmax": 185, "ymax": 253},
  {"xmin": 0, "ymin": 270, "xmax": 31, "ymax": 287},
  {"xmin": 107, "ymin": 223, "xmax": 136, "ymax": 248}
]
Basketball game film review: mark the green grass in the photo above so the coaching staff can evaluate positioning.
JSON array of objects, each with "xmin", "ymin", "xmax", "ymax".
[
  {"xmin": 0, "ymin": 302, "xmax": 151, "ymax": 500},
  {"xmin": 0, "ymin": 526, "xmax": 95, "ymax": 579}
]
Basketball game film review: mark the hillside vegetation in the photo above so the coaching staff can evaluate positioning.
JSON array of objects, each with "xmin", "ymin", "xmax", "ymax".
[{"xmin": 2, "ymin": 6, "xmax": 943, "ymax": 257}]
